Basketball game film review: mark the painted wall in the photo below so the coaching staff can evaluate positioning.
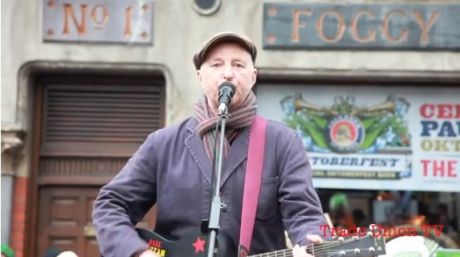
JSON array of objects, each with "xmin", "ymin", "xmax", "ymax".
[
  {"xmin": 1, "ymin": 176, "xmax": 14, "ymax": 244},
  {"xmin": 3, "ymin": 0, "xmax": 460, "ymax": 128}
]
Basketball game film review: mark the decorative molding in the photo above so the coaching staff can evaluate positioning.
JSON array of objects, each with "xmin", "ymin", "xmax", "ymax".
[
  {"xmin": 1, "ymin": 127, "xmax": 25, "ymax": 153},
  {"xmin": 257, "ymin": 68, "xmax": 460, "ymax": 84},
  {"xmin": 39, "ymin": 157, "xmax": 127, "ymax": 177},
  {"xmin": 1, "ymin": 127, "xmax": 25, "ymax": 176}
]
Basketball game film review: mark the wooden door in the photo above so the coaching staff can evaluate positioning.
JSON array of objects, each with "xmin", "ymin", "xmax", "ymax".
[
  {"xmin": 37, "ymin": 187, "xmax": 100, "ymax": 257},
  {"xmin": 32, "ymin": 73, "xmax": 164, "ymax": 257}
]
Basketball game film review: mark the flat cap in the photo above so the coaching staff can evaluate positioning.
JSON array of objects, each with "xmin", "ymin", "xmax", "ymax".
[{"xmin": 193, "ymin": 32, "xmax": 257, "ymax": 70}]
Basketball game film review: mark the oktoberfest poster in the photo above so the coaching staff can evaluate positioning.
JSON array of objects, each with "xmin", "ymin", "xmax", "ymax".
[{"xmin": 257, "ymin": 85, "xmax": 459, "ymax": 192}]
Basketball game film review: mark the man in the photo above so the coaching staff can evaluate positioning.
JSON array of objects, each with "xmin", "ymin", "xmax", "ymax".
[{"xmin": 92, "ymin": 31, "xmax": 326, "ymax": 257}]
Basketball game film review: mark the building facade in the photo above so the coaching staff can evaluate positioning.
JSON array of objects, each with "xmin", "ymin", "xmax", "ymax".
[{"xmin": 2, "ymin": 0, "xmax": 459, "ymax": 257}]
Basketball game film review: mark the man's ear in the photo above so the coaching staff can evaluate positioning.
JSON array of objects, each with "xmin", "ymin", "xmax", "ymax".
[
  {"xmin": 197, "ymin": 70, "xmax": 202, "ymax": 84},
  {"xmin": 251, "ymin": 68, "xmax": 258, "ymax": 87}
]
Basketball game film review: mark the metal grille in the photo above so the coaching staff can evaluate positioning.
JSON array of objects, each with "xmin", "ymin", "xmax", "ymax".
[{"xmin": 44, "ymin": 84, "xmax": 163, "ymax": 144}]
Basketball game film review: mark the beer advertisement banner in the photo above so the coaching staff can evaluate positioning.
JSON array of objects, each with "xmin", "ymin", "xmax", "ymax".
[{"xmin": 257, "ymin": 85, "xmax": 459, "ymax": 192}]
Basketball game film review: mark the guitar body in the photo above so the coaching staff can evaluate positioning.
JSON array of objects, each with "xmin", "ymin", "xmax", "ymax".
[{"xmin": 137, "ymin": 228, "xmax": 207, "ymax": 257}]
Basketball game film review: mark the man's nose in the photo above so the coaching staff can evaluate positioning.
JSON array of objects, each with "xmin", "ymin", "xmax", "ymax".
[{"xmin": 222, "ymin": 64, "xmax": 234, "ymax": 80}]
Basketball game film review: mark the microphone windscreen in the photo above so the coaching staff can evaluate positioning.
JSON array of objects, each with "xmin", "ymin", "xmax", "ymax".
[{"xmin": 218, "ymin": 82, "xmax": 236, "ymax": 97}]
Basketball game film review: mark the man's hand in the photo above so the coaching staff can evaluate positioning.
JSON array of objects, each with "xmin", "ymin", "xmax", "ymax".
[
  {"xmin": 56, "ymin": 251, "xmax": 79, "ymax": 257},
  {"xmin": 137, "ymin": 249, "xmax": 160, "ymax": 257},
  {"xmin": 292, "ymin": 234, "xmax": 323, "ymax": 257}
]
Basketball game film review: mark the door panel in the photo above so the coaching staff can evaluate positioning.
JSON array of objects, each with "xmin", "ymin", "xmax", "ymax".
[
  {"xmin": 37, "ymin": 187, "xmax": 156, "ymax": 256},
  {"xmin": 38, "ymin": 187, "xmax": 98, "ymax": 256}
]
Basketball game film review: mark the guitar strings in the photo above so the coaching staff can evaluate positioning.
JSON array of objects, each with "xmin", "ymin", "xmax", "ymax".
[
  {"xmin": 251, "ymin": 240, "xmax": 344, "ymax": 257},
  {"xmin": 251, "ymin": 236, "xmax": 376, "ymax": 257}
]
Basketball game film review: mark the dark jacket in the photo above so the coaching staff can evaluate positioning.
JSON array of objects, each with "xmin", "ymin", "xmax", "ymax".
[{"xmin": 92, "ymin": 117, "xmax": 326, "ymax": 257}]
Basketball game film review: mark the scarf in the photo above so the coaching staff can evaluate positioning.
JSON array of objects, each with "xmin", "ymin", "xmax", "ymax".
[{"xmin": 194, "ymin": 91, "xmax": 257, "ymax": 163}]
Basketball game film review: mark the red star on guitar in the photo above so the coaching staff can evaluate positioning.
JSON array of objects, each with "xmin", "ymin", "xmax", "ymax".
[{"xmin": 192, "ymin": 237, "xmax": 206, "ymax": 254}]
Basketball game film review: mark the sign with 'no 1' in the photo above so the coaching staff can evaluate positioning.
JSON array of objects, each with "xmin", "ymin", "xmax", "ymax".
[
  {"xmin": 263, "ymin": 3, "xmax": 460, "ymax": 50},
  {"xmin": 43, "ymin": 0, "xmax": 153, "ymax": 44}
]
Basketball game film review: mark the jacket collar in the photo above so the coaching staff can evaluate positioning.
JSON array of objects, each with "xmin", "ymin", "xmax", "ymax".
[{"xmin": 185, "ymin": 118, "xmax": 250, "ymax": 188}]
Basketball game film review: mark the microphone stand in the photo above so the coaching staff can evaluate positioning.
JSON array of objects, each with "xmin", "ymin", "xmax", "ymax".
[{"xmin": 206, "ymin": 104, "xmax": 229, "ymax": 257}]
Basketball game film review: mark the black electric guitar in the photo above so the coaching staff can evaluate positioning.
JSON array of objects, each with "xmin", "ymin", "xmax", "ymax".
[{"xmin": 136, "ymin": 227, "xmax": 386, "ymax": 257}]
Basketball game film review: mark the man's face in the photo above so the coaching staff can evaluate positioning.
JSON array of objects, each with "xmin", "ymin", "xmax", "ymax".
[{"xmin": 197, "ymin": 42, "xmax": 257, "ymax": 112}]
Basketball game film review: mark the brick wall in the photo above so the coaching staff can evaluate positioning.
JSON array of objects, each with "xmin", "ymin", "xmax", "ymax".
[{"xmin": 10, "ymin": 177, "xmax": 28, "ymax": 257}]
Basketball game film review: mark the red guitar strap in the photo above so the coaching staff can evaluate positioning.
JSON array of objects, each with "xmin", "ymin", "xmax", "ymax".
[{"xmin": 238, "ymin": 116, "xmax": 267, "ymax": 257}]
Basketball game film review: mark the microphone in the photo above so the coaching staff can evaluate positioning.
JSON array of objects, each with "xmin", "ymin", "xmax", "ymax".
[{"xmin": 218, "ymin": 82, "xmax": 236, "ymax": 114}]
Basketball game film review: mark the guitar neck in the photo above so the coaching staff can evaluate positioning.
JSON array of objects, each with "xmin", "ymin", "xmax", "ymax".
[{"xmin": 249, "ymin": 242, "xmax": 333, "ymax": 257}]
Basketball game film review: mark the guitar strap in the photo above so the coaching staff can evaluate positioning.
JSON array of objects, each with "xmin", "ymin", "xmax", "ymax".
[{"xmin": 238, "ymin": 116, "xmax": 267, "ymax": 257}]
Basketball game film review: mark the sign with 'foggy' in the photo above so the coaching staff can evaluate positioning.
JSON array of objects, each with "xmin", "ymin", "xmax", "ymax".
[{"xmin": 263, "ymin": 3, "xmax": 460, "ymax": 50}]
